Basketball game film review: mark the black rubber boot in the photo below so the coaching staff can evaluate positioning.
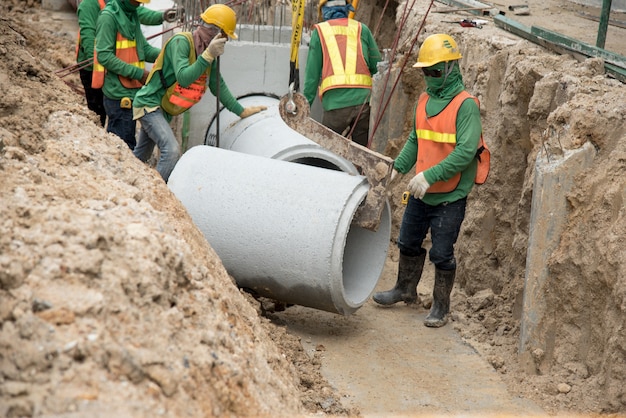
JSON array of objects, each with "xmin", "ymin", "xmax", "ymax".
[
  {"xmin": 424, "ymin": 268, "xmax": 456, "ymax": 328},
  {"xmin": 372, "ymin": 252, "xmax": 426, "ymax": 306}
]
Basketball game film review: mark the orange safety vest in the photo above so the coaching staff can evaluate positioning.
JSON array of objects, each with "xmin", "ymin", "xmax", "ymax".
[
  {"xmin": 92, "ymin": 32, "xmax": 145, "ymax": 89},
  {"xmin": 315, "ymin": 18, "xmax": 372, "ymax": 98},
  {"xmin": 75, "ymin": 0, "xmax": 107, "ymax": 59},
  {"xmin": 145, "ymin": 32, "xmax": 209, "ymax": 116},
  {"xmin": 415, "ymin": 91, "xmax": 490, "ymax": 193}
]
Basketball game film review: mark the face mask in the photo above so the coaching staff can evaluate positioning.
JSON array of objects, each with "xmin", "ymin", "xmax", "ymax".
[
  {"xmin": 121, "ymin": 0, "xmax": 139, "ymax": 11},
  {"xmin": 423, "ymin": 62, "xmax": 447, "ymax": 94}
]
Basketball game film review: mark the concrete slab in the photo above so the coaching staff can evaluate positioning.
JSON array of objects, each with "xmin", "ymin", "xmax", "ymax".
[{"xmin": 519, "ymin": 142, "xmax": 597, "ymax": 373}]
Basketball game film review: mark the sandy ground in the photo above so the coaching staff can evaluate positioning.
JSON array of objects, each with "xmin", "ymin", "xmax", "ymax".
[
  {"xmin": 275, "ymin": 248, "xmax": 547, "ymax": 416},
  {"xmin": 1, "ymin": 0, "xmax": 625, "ymax": 417}
]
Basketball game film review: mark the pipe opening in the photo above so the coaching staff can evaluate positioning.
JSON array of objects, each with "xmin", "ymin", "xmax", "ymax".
[
  {"xmin": 340, "ymin": 200, "xmax": 391, "ymax": 308},
  {"xmin": 290, "ymin": 157, "xmax": 343, "ymax": 171}
]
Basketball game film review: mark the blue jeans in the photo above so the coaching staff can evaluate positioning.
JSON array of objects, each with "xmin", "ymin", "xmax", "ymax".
[
  {"xmin": 133, "ymin": 108, "xmax": 181, "ymax": 182},
  {"xmin": 103, "ymin": 96, "xmax": 137, "ymax": 150},
  {"xmin": 397, "ymin": 196, "xmax": 467, "ymax": 271},
  {"xmin": 79, "ymin": 69, "xmax": 106, "ymax": 127}
]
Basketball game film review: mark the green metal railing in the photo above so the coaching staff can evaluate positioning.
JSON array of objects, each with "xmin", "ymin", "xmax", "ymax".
[{"xmin": 436, "ymin": 0, "xmax": 626, "ymax": 82}]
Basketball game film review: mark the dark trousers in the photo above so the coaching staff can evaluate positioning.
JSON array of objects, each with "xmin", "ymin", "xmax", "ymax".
[
  {"xmin": 79, "ymin": 69, "xmax": 106, "ymax": 127},
  {"xmin": 321, "ymin": 104, "xmax": 371, "ymax": 147},
  {"xmin": 398, "ymin": 196, "xmax": 467, "ymax": 271},
  {"xmin": 103, "ymin": 96, "xmax": 137, "ymax": 150}
]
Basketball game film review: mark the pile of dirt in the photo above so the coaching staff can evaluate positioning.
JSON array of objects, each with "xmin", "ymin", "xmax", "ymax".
[{"xmin": 0, "ymin": 5, "xmax": 350, "ymax": 418}]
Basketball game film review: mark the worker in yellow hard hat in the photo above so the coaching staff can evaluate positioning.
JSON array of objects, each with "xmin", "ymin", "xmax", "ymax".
[
  {"xmin": 93, "ymin": 0, "xmax": 162, "ymax": 149},
  {"xmin": 131, "ymin": 4, "xmax": 266, "ymax": 182},
  {"xmin": 76, "ymin": 0, "xmax": 178, "ymax": 127},
  {"xmin": 317, "ymin": 0, "xmax": 353, "ymax": 21},
  {"xmin": 372, "ymin": 34, "xmax": 490, "ymax": 328},
  {"xmin": 303, "ymin": 0, "xmax": 381, "ymax": 147}
]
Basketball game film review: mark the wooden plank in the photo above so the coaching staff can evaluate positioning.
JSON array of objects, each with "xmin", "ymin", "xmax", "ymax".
[{"xmin": 435, "ymin": 0, "xmax": 501, "ymax": 16}]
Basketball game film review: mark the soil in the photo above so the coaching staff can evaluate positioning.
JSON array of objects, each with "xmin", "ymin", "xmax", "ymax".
[{"xmin": 1, "ymin": 0, "xmax": 625, "ymax": 417}]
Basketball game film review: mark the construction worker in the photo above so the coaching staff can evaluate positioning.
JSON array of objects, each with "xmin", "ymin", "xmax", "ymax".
[
  {"xmin": 303, "ymin": 0, "xmax": 381, "ymax": 147},
  {"xmin": 372, "ymin": 34, "xmax": 490, "ymax": 328},
  {"xmin": 132, "ymin": 4, "xmax": 266, "ymax": 182},
  {"xmin": 93, "ymin": 0, "xmax": 162, "ymax": 149},
  {"xmin": 76, "ymin": 0, "xmax": 177, "ymax": 127}
]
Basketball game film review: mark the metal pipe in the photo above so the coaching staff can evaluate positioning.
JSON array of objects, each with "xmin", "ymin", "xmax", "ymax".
[
  {"xmin": 596, "ymin": 0, "xmax": 613, "ymax": 48},
  {"xmin": 168, "ymin": 146, "xmax": 391, "ymax": 315}
]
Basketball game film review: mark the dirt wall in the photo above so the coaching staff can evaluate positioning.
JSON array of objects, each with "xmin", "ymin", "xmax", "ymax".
[
  {"xmin": 384, "ymin": 10, "xmax": 626, "ymax": 412},
  {"xmin": 0, "ymin": 7, "xmax": 348, "ymax": 417}
]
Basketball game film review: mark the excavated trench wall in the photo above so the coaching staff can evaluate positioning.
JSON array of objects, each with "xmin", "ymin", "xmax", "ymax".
[{"xmin": 395, "ymin": 27, "xmax": 626, "ymax": 411}]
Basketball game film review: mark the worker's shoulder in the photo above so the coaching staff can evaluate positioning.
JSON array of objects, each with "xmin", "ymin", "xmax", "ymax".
[
  {"xmin": 77, "ymin": 0, "xmax": 97, "ymax": 10},
  {"xmin": 167, "ymin": 32, "xmax": 193, "ymax": 49}
]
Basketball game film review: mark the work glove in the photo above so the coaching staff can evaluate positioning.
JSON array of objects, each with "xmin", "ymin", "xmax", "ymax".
[
  {"xmin": 240, "ymin": 106, "xmax": 267, "ymax": 118},
  {"xmin": 408, "ymin": 172, "xmax": 430, "ymax": 199},
  {"xmin": 201, "ymin": 35, "xmax": 227, "ymax": 63},
  {"xmin": 163, "ymin": 8, "xmax": 179, "ymax": 23}
]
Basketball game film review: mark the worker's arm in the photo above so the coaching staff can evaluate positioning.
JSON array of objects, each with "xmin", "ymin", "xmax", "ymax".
[
  {"xmin": 361, "ymin": 23, "xmax": 381, "ymax": 76},
  {"xmin": 303, "ymin": 28, "xmax": 323, "ymax": 107},
  {"xmin": 137, "ymin": 5, "xmax": 165, "ymax": 26},
  {"xmin": 423, "ymin": 98, "xmax": 481, "ymax": 185},
  {"xmin": 139, "ymin": 30, "xmax": 161, "ymax": 64},
  {"xmin": 76, "ymin": 0, "xmax": 100, "ymax": 63},
  {"xmin": 207, "ymin": 66, "xmax": 245, "ymax": 117},
  {"xmin": 95, "ymin": 12, "xmax": 144, "ymax": 81},
  {"xmin": 167, "ymin": 36, "xmax": 211, "ymax": 88}
]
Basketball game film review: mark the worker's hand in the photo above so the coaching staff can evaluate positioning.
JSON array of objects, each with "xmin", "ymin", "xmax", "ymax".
[
  {"xmin": 163, "ymin": 8, "xmax": 180, "ymax": 23},
  {"xmin": 140, "ymin": 69, "xmax": 150, "ymax": 85},
  {"xmin": 408, "ymin": 172, "xmax": 430, "ymax": 199},
  {"xmin": 240, "ymin": 106, "xmax": 267, "ymax": 118},
  {"xmin": 201, "ymin": 35, "xmax": 227, "ymax": 63}
]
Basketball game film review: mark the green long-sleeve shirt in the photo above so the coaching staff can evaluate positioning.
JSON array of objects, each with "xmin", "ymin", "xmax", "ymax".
[
  {"xmin": 303, "ymin": 18, "xmax": 381, "ymax": 111},
  {"xmin": 132, "ymin": 33, "xmax": 244, "ymax": 121},
  {"xmin": 77, "ymin": 0, "xmax": 163, "ymax": 71},
  {"xmin": 95, "ymin": 0, "xmax": 161, "ymax": 100},
  {"xmin": 394, "ymin": 93, "xmax": 482, "ymax": 206}
]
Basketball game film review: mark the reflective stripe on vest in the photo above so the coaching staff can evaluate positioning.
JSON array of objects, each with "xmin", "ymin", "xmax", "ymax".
[
  {"xmin": 315, "ymin": 19, "xmax": 372, "ymax": 97},
  {"xmin": 415, "ymin": 91, "xmax": 486, "ymax": 193},
  {"xmin": 92, "ymin": 33, "xmax": 144, "ymax": 89},
  {"xmin": 165, "ymin": 74, "xmax": 207, "ymax": 113}
]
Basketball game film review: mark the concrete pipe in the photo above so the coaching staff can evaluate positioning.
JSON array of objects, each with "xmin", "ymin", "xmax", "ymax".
[
  {"xmin": 168, "ymin": 146, "xmax": 391, "ymax": 315},
  {"xmin": 205, "ymin": 95, "xmax": 359, "ymax": 175}
]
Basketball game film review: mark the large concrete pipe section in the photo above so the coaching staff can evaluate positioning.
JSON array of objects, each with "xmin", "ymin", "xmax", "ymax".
[
  {"xmin": 204, "ymin": 95, "xmax": 359, "ymax": 175},
  {"xmin": 168, "ymin": 146, "xmax": 391, "ymax": 315}
]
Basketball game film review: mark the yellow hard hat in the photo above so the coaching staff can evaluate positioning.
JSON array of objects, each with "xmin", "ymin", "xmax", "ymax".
[
  {"xmin": 317, "ymin": 0, "xmax": 348, "ymax": 21},
  {"xmin": 200, "ymin": 4, "xmax": 238, "ymax": 39},
  {"xmin": 413, "ymin": 34, "xmax": 462, "ymax": 68},
  {"xmin": 134, "ymin": 0, "xmax": 150, "ymax": 3}
]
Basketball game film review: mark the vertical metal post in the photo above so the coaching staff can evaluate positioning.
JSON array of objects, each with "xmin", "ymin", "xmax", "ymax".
[
  {"xmin": 215, "ymin": 56, "xmax": 220, "ymax": 148},
  {"xmin": 596, "ymin": 0, "xmax": 613, "ymax": 48}
]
